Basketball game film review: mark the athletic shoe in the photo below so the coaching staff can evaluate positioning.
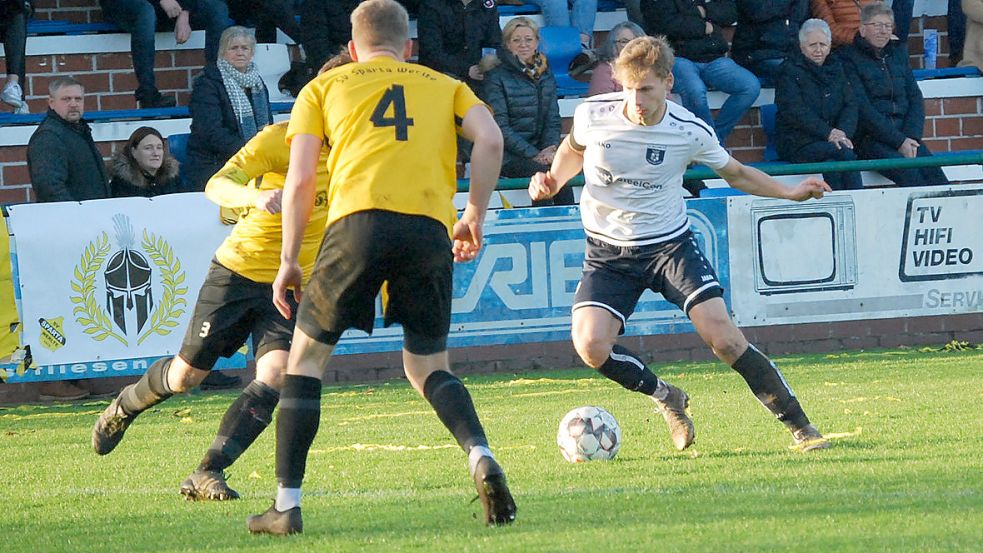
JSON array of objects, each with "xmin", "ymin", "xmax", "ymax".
[
  {"xmin": 2, "ymin": 81, "xmax": 23, "ymax": 108},
  {"xmin": 200, "ymin": 371, "xmax": 242, "ymax": 391},
  {"xmin": 653, "ymin": 384, "xmax": 696, "ymax": 450},
  {"xmin": 792, "ymin": 424, "xmax": 830, "ymax": 452},
  {"xmin": 38, "ymin": 380, "xmax": 90, "ymax": 401},
  {"xmin": 472, "ymin": 456, "xmax": 517, "ymax": 526},
  {"xmin": 180, "ymin": 469, "xmax": 240, "ymax": 501},
  {"xmin": 247, "ymin": 502, "xmax": 303, "ymax": 535},
  {"xmin": 91, "ymin": 390, "xmax": 135, "ymax": 455}
]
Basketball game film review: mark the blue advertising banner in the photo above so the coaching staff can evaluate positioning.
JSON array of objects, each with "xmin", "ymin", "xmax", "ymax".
[{"xmin": 2, "ymin": 200, "xmax": 728, "ymax": 381}]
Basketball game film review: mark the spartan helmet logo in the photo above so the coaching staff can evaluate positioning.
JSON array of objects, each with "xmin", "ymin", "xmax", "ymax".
[{"xmin": 104, "ymin": 214, "xmax": 154, "ymax": 335}]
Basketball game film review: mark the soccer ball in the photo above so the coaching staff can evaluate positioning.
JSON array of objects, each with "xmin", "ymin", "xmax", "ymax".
[{"xmin": 556, "ymin": 406, "xmax": 622, "ymax": 463}]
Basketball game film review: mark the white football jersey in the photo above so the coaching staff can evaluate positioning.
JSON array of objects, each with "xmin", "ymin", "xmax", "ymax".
[{"xmin": 571, "ymin": 94, "xmax": 731, "ymax": 247}]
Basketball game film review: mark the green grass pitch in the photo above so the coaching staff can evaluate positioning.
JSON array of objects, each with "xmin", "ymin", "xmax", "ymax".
[{"xmin": 1, "ymin": 347, "xmax": 980, "ymax": 552}]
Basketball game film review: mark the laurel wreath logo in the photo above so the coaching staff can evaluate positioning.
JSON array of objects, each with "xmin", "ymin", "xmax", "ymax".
[
  {"xmin": 137, "ymin": 230, "xmax": 188, "ymax": 345},
  {"xmin": 69, "ymin": 232, "xmax": 128, "ymax": 346}
]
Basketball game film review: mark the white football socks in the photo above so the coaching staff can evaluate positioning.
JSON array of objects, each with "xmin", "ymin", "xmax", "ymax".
[
  {"xmin": 468, "ymin": 445, "xmax": 494, "ymax": 476},
  {"xmin": 275, "ymin": 487, "xmax": 302, "ymax": 511}
]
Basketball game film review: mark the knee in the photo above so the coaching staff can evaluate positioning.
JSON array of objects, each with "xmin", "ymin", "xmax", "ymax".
[
  {"xmin": 673, "ymin": 76, "xmax": 707, "ymax": 99},
  {"xmin": 709, "ymin": 334, "xmax": 747, "ymax": 364},
  {"xmin": 572, "ymin": 328, "xmax": 613, "ymax": 369},
  {"xmin": 168, "ymin": 364, "xmax": 206, "ymax": 393},
  {"xmin": 837, "ymin": 148, "xmax": 858, "ymax": 162}
]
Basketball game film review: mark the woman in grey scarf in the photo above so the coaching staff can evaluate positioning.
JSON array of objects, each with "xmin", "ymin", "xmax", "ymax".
[{"xmin": 185, "ymin": 26, "xmax": 273, "ymax": 192}]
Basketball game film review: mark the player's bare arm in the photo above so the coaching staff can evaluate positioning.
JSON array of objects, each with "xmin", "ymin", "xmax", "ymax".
[
  {"xmin": 714, "ymin": 157, "xmax": 832, "ymax": 201},
  {"xmin": 529, "ymin": 134, "xmax": 585, "ymax": 201},
  {"xmin": 273, "ymin": 133, "xmax": 322, "ymax": 318},
  {"xmin": 453, "ymin": 104, "xmax": 503, "ymax": 262}
]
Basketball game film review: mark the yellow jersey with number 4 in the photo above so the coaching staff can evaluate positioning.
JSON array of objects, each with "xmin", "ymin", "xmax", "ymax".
[
  {"xmin": 205, "ymin": 122, "xmax": 330, "ymax": 283},
  {"xmin": 286, "ymin": 56, "xmax": 485, "ymax": 233}
]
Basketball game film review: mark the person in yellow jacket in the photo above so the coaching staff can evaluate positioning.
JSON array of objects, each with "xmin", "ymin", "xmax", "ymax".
[{"xmin": 91, "ymin": 120, "xmax": 331, "ymax": 502}]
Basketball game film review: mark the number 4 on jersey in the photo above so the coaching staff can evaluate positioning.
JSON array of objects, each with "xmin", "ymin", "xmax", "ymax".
[{"xmin": 370, "ymin": 85, "xmax": 414, "ymax": 141}]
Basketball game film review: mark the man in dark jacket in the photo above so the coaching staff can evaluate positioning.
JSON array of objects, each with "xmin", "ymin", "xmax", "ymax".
[
  {"xmin": 27, "ymin": 77, "xmax": 111, "ymax": 203},
  {"xmin": 417, "ymin": 0, "xmax": 501, "ymax": 86},
  {"xmin": 732, "ymin": 0, "xmax": 810, "ymax": 82},
  {"xmin": 98, "ymin": 0, "xmax": 230, "ymax": 108},
  {"xmin": 839, "ymin": 3, "xmax": 949, "ymax": 186},
  {"xmin": 643, "ymin": 0, "xmax": 760, "ymax": 143}
]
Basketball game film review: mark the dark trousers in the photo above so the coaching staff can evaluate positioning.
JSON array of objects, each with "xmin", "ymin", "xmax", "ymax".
[
  {"xmin": 855, "ymin": 139, "xmax": 949, "ymax": 187},
  {"xmin": 99, "ymin": 0, "xmax": 230, "ymax": 100},
  {"xmin": 227, "ymin": 0, "xmax": 301, "ymax": 43},
  {"xmin": 790, "ymin": 142, "xmax": 864, "ymax": 191},
  {"xmin": 948, "ymin": 0, "xmax": 966, "ymax": 61},
  {"xmin": 892, "ymin": 0, "xmax": 913, "ymax": 43},
  {"xmin": 502, "ymin": 157, "xmax": 576, "ymax": 207},
  {"xmin": 1, "ymin": 9, "xmax": 26, "ymax": 85}
]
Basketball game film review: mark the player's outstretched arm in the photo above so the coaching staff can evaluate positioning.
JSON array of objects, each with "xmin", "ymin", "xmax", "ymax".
[
  {"xmin": 273, "ymin": 133, "xmax": 322, "ymax": 319},
  {"xmin": 714, "ymin": 158, "xmax": 832, "ymax": 201},
  {"xmin": 453, "ymin": 104, "xmax": 503, "ymax": 262},
  {"xmin": 529, "ymin": 135, "xmax": 585, "ymax": 201}
]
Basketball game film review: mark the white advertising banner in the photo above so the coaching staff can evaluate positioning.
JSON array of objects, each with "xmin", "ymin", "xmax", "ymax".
[
  {"xmin": 728, "ymin": 184, "xmax": 983, "ymax": 326},
  {"xmin": 7, "ymin": 194, "xmax": 232, "ymax": 366}
]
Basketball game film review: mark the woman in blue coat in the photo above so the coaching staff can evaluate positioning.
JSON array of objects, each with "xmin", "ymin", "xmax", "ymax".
[
  {"xmin": 481, "ymin": 16, "xmax": 573, "ymax": 206},
  {"xmin": 185, "ymin": 26, "xmax": 272, "ymax": 192},
  {"xmin": 776, "ymin": 18, "xmax": 863, "ymax": 190}
]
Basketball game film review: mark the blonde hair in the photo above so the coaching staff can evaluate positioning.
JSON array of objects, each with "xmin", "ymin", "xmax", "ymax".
[
  {"xmin": 351, "ymin": 0, "xmax": 409, "ymax": 52},
  {"xmin": 613, "ymin": 35, "xmax": 674, "ymax": 85},
  {"xmin": 502, "ymin": 16, "xmax": 539, "ymax": 44}
]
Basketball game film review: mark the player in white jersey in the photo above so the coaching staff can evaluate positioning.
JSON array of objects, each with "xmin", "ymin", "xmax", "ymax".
[{"xmin": 530, "ymin": 36, "xmax": 833, "ymax": 452}]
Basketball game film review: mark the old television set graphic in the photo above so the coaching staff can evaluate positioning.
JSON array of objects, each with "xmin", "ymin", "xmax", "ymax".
[{"xmin": 751, "ymin": 197, "xmax": 858, "ymax": 295}]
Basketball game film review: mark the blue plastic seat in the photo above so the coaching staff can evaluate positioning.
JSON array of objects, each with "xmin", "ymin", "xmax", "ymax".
[
  {"xmin": 538, "ymin": 26, "xmax": 589, "ymax": 97},
  {"xmin": 167, "ymin": 133, "xmax": 190, "ymax": 189},
  {"xmin": 759, "ymin": 103, "xmax": 780, "ymax": 162},
  {"xmin": 912, "ymin": 66, "xmax": 981, "ymax": 80}
]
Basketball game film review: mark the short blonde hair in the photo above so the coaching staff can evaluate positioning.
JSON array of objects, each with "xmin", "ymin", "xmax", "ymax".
[
  {"xmin": 613, "ymin": 35, "xmax": 674, "ymax": 85},
  {"xmin": 218, "ymin": 26, "xmax": 256, "ymax": 59},
  {"xmin": 502, "ymin": 16, "xmax": 539, "ymax": 45},
  {"xmin": 351, "ymin": 0, "xmax": 409, "ymax": 52}
]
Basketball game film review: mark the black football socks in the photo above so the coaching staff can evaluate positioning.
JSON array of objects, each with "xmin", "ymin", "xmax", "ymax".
[
  {"xmin": 275, "ymin": 374, "xmax": 322, "ymax": 510},
  {"xmin": 119, "ymin": 357, "xmax": 174, "ymax": 417},
  {"xmin": 731, "ymin": 344, "xmax": 810, "ymax": 431},
  {"xmin": 422, "ymin": 370, "xmax": 494, "ymax": 474},
  {"xmin": 198, "ymin": 380, "xmax": 280, "ymax": 472},
  {"xmin": 597, "ymin": 345, "xmax": 669, "ymax": 399}
]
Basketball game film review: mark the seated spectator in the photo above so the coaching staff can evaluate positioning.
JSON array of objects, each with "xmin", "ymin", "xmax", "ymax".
[
  {"xmin": 840, "ymin": 2, "xmax": 949, "ymax": 186},
  {"xmin": 588, "ymin": 20, "xmax": 644, "ymax": 95},
  {"xmin": 810, "ymin": 0, "xmax": 878, "ymax": 48},
  {"xmin": 644, "ymin": 0, "xmax": 760, "ymax": 144},
  {"xmin": 962, "ymin": 0, "xmax": 982, "ymax": 70},
  {"xmin": 417, "ymin": 0, "xmax": 501, "ymax": 86},
  {"xmin": 185, "ymin": 26, "xmax": 272, "ymax": 192},
  {"xmin": 776, "ymin": 19, "xmax": 862, "ymax": 190},
  {"xmin": 27, "ymin": 77, "xmax": 110, "ymax": 202},
  {"xmin": 482, "ymin": 17, "xmax": 573, "ymax": 206},
  {"xmin": 1, "ymin": 0, "xmax": 29, "ymax": 113},
  {"xmin": 98, "ymin": 0, "xmax": 230, "ymax": 108},
  {"xmin": 526, "ymin": 0, "xmax": 598, "ymax": 53},
  {"xmin": 733, "ymin": 0, "xmax": 811, "ymax": 82},
  {"xmin": 110, "ymin": 127, "xmax": 181, "ymax": 197}
]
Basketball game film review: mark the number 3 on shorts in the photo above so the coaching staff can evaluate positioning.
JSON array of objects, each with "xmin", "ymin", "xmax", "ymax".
[
  {"xmin": 199, "ymin": 321, "xmax": 211, "ymax": 338},
  {"xmin": 370, "ymin": 84, "xmax": 414, "ymax": 141}
]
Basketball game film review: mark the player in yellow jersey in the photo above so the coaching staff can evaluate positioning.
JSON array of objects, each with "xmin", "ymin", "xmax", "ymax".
[
  {"xmin": 91, "ymin": 121, "xmax": 332, "ymax": 502},
  {"xmin": 246, "ymin": 0, "xmax": 514, "ymax": 536}
]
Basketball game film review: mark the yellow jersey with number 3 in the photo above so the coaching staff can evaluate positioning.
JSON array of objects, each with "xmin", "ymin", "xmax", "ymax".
[
  {"xmin": 286, "ymin": 56, "xmax": 485, "ymax": 233},
  {"xmin": 205, "ymin": 122, "xmax": 330, "ymax": 283}
]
